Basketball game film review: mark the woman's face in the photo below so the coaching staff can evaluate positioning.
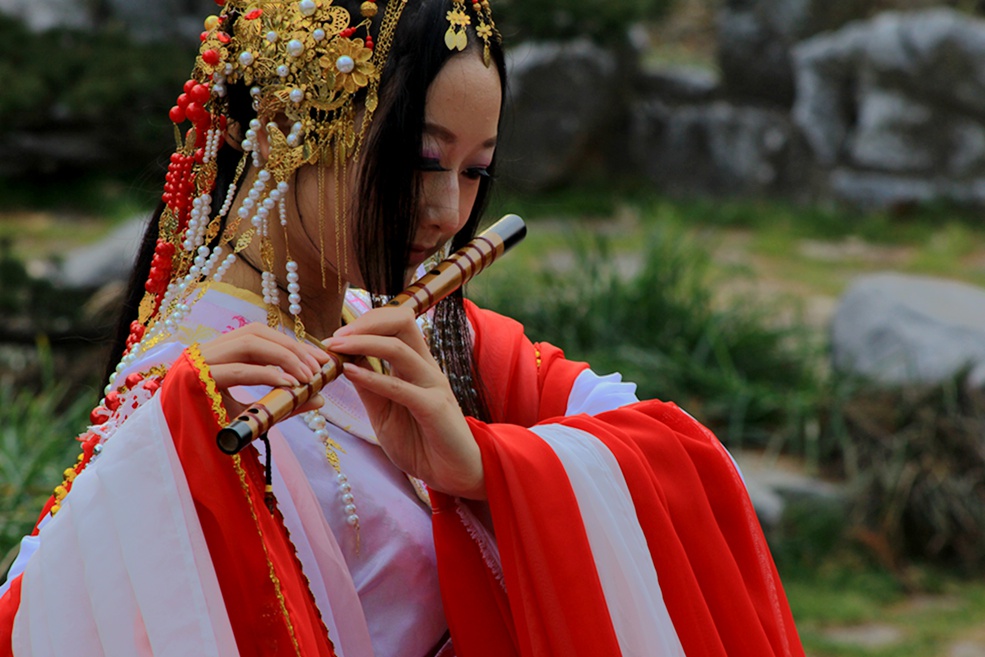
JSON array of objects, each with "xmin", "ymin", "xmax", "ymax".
[
  {"xmin": 291, "ymin": 50, "xmax": 501, "ymax": 290},
  {"xmin": 409, "ymin": 50, "xmax": 502, "ymax": 269}
]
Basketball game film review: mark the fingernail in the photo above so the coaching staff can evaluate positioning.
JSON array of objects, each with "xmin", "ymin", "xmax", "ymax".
[
  {"xmin": 334, "ymin": 325, "xmax": 351, "ymax": 337},
  {"xmin": 283, "ymin": 376, "xmax": 300, "ymax": 387}
]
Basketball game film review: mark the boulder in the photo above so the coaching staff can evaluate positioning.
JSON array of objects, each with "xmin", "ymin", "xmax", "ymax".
[
  {"xmin": 718, "ymin": 0, "xmax": 876, "ymax": 107},
  {"xmin": 629, "ymin": 100, "xmax": 810, "ymax": 196},
  {"xmin": 0, "ymin": 0, "xmax": 207, "ymax": 41},
  {"xmin": 792, "ymin": 9, "xmax": 985, "ymax": 205},
  {"xmin": 831, "ymin": 273, "xmax": 985, "ymax": 386},
  {"xmin": 0, "ymin": 0, "xmax": 93, "ymax": 32},
  {"xmin": 497, "ymin": 40, "xmax": 620, "ymax": 192},
  {"xmin": 51, "ymin": 215, "xmax": 149, "ymax": 290}
]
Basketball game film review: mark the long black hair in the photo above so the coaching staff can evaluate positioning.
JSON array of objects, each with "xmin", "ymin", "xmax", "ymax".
[{"xmin": 106, "ymin": 0, "xmax": 506, "ymax": 421}]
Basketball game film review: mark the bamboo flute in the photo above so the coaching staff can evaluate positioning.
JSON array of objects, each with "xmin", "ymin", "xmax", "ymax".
[{"xmin": 216, "ymin": 213, "xmax": 526, "ymax": 454}]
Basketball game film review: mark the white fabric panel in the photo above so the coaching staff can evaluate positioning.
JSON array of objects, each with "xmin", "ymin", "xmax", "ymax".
[
  {"xmin": 530, "ymin": 424, "xmax": 686, "ymax": 657},
  {"xmin": 0, "ymin": 535, "xmax": 38, "ymax": 598},
  {"xmin": 14, "ymin": 397, "xmax": 238, "ymax": 657},
  {"xmin": 267, "ymin": 432, "xmax": 376, "ymax": 657},
  {"xmin": 565, "ymin": 370, "xmax": 639, "ymax": 416}
]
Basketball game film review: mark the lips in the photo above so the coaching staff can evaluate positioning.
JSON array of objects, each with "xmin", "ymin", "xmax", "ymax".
[{"xmin": 408, "ymin": 244, "xmax": 436, "ymax": 266}]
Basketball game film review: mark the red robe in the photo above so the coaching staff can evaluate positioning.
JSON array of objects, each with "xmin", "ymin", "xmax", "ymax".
[{"xmin": 1, "ymin": 300, "xmax": 803, "ymax": 657}]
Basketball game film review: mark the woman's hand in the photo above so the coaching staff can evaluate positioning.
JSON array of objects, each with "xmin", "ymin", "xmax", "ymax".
[
  {"xmin": 324, "ymin": 306, "xmax": 485, "ymax": 500},
  {"xmin": 198, "ymin": 323, "xmax": 331, "ymax": 418}
]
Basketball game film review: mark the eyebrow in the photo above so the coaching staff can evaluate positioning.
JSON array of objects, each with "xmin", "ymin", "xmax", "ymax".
[{"xmin": 424, "ymin": 122, "xmax": 497, "ymax": 149}]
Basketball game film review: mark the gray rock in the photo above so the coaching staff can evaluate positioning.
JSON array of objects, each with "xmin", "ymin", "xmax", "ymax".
[
  {"xmin": 0, "ymin": 0, "xmax": 209, "ymax": 41},
  {"xmin": 718, "ymin": 0, "xmax": 875, "ymax": 106},
  {"xmin": 498, "ymin": 40, "xmax": 619, "ymax": 192},
  {"xmin": 792, "ymin": 8, "xmax": 985, "ymax": 206},
  {"xmin": 637, "ymin": 67, "xmax": 720, "ymax": 105},
  {"xmin": 629, "ymin": 100, "xmax": 809, "ymax": 196},
  {"xmin": 0, "ymin": 0, "xmax": 94, "ymax": 32},
  {"xmin": 54, "ymin": 215, "xmax": 148, "ymax": 290},
  {"xmin": 732, "ymin": 452, "xmax": 843, "ymax": 531},
  {"xmin": 831, "ymin": 273, "xmax": 985, "ymax": 386}
]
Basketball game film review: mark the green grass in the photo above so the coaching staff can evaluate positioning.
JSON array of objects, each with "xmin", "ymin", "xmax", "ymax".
[{"xmin": 0, "ymin": 345, "xmax": 95, "ymax": 568}]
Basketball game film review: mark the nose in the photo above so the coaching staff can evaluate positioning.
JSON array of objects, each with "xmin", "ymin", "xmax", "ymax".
[{"xmin": 422, "ymin": 172, "xmax": 464, "ymax": 236}]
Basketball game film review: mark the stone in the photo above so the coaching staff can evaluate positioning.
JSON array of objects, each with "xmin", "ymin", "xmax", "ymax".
[
  {"xmin": 831, "ymin": 273, "xmax": 985, "ymax": 386},
  {"xmin": 637, "ymin": 66, "xmax": 720, "ymax": 105},
  {"xmin": 792, "ymin": 9, "xmax": 985, "ymax": 205},
  {"xmin": 823, "ymin": 624, "xmax": 904, "ymax": 649},
  {"xmin": 497, "ymin": 40, "xmax": 619, "ymax": 192},
  {"xmin": 732, "ymin": 452, "xmax": 843, "ymax": 531},
  {"xmin": 717, "ymin": 0, "xmax": 875, "ymax": 106},
  {"xmin": 0, "ymin": 0, "xmax": 93, "ymax": 32},
  {"xmin": 629, "ymin": 100, "xmax": 810, "ymax": 197},
  {"xmin": 52, "ymin": 215, "xmax": 149, "ymax": 290}
]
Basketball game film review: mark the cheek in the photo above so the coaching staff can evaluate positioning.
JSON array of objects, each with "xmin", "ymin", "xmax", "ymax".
[{"xmin": 459, "ymin": 182, "xmax": 481, "ymax": 226}]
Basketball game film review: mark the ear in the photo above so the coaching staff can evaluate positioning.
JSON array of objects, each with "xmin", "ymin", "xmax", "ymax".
[
  {"xmin": 224, "ymin": 120, "xmax": 245, "ymax": 152},
  {"xmin": 255, "ymin": 124, "xmax": 272, "ymax": 161}
]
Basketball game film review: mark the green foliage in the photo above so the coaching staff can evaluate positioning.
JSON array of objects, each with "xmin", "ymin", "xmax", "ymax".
[
  {"xmin": 494, "ymin": 0, "xmax": 677, "ymax": 44},
  {"xmin": 841, "ymin": 376, "xmax": 985, "ymax": 574},
  {"xmin": 0, "ymin": 346, "xmax": 94, "ymax": 566},
  {"xmin": 0, "ymin": 238, "xmax": 84, "ymax": 329},
  {"xmin": 473, "ymin": 222, "xmax": 825, "ymax": 451},
  {"xmin": 0, "ymin": 16, "xmax": 194, "ymax": 175}
]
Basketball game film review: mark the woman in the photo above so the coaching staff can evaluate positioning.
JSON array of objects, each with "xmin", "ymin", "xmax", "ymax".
[{"xmin": 0, "ymin": 0, "xmax": 805, "ymax": 655}]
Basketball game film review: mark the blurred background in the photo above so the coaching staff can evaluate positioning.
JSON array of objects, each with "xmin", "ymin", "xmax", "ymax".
[{"xmin": 3, "ymin": 0, "xmax": 985, "ymax": 653}]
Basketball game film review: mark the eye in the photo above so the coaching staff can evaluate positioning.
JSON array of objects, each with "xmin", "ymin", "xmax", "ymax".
[
  {"xmin": 463, "ymin": 166, "xmax": 492, "ymax": 180},
  {"xmin": 417, "ymin": 156, "xmax": 449, "ymax": 172}
]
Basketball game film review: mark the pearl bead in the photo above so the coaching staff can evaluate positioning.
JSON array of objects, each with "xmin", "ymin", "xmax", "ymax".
[
  {"xmin": 277, "ymin": 64, "xmax": 290, "ymax": 78},
  {"xmin": 289, "ymin": 304, "xmax": 302, "ymax": 315},
  {"xmin": 287, "ymin": 39, "xmax": 304, "ymax": 57},
  {"xmin": 278, "ymin": 182, "xmax": 289, "ymax": 194},
  {"xmin": 258, "ymin": 169, "xmax": 271, "ymax": 182},
  {"xmin": 287, "ymin": 272, "xmax": 299, "ymax": 283},
  {"xmin": 286, "ymin": 260, "xmax": 298, "ymax": 272},
  {"xmin": 342, "ymin": 493, "xmax": 354, "ymax": 504},
  {"xmin": 289, "ymin": 88, "xmax": 304, "ymax": 104},
  {"xmin": 266, "ymin": 30, "xmax": 278, "ymax": 43},
  {"xmin": 346, "ymin": 514, "xmax": 360, "ymax": 527},
  {"xmin": 287, "ymin": 134, "xmax": 298, "ymax": 147},
  {"xmin": 251, "ymin": 86, "xmax": 261, "ymax": 97},
  {"xmin": 289, "ymin": 293, "xmax": 301, "ymax": 305},
  {"xmin": 238, "ymin": 51, "xmax": 255, "ymax": 67},
  {"xmin": 313, "ymin": 28, "xmax": 326, "ymax": 42},
  {"xmin": 336, "ymin": 55, "xmax": 355, "ymax": 74},
  {"xmin": 262, "ymin": 198, "xmax": 276, "ymax": 210},
  {"xmin": 343, "ymin": 504, "xmax": 357, "ymax": 516},
  {"xmin": 299, "ymin": 0, "xmax": 317, "ymax": 16}
]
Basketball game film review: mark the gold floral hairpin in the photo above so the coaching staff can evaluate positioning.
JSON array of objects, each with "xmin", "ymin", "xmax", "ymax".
[{"xmin": 445, "ymin": 0, "xmax": 499, "ymax": 65}]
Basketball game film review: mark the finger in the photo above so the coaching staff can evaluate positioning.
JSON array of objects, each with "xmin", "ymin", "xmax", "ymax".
[
  {"xmin": 324, "ymin": 335, "xmax": 439, "ymax": 383},
  {"xmin": 219, "ymin": 323, "xmax": 328, "ymax": 371},
  {"xmin": 342, "ymin": 362, "xmax": 445, "ymax": 419},
  {"xmin": 204, "ymin": 334, "xmax": 322, "ymax": 382},
  {"xmin": 209, "ymin": 363, "xmax": 301, "ymax": 391},
  {"xmin": 332, "ymin": 306, "xmax": 431, "ymax": 359}
]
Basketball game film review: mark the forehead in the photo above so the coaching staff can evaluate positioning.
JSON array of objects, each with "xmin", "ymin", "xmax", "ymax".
[{"xmin": 425, "ymin": 52, "xmax": 502, "ymax": 131}]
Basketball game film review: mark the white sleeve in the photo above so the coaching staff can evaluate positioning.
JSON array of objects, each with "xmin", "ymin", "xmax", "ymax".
[{"xmin": 564, "ymin": 369, "xmax": 639, "ymax": 416}]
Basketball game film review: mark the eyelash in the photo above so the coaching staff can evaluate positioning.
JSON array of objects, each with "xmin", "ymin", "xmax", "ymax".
[{"xmin": 418, "ymin": 157, "xmax": 492, "ymax": 181}]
